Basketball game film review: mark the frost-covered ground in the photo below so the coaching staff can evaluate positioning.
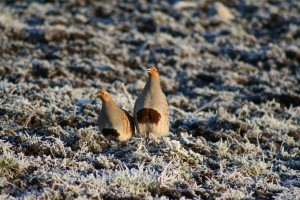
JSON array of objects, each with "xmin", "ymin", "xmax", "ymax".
[{"xmin": 0, "ymin": 0, "xmax": 299, "ymax": 199}]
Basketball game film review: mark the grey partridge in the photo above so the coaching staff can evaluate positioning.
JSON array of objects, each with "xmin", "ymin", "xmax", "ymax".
[
  {"xmin": 134, "ymin": 66, "xmax": 169, "ymax": 138},
  {"xmin": 97, "ymin": 90, "xmax": 134, "ymax": 142}
]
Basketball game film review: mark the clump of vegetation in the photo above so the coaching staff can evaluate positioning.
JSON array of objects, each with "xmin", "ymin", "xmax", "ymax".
[{"xmin": 0, "ymin": 140, "xmax": 28, "ymax": 179}]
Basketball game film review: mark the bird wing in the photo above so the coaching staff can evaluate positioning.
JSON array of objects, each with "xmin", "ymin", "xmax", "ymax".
[{"xmin": 121, "ymin": 109, "xmax": 135, "ymax": 135}]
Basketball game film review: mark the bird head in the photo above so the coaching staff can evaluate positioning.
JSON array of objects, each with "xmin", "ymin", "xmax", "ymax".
[
  {"xmin": 147, "ymin": 66, "xmax": 159, "ymax": 79},
  {"xmin": 96, "ymin": 90, "xmax": 112, "ymax": 102}
]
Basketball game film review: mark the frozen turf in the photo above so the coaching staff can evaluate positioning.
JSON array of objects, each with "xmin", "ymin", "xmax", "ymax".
[{"xmin": 0, "ymin": 0, "xmax": 299, "ymax": 199}]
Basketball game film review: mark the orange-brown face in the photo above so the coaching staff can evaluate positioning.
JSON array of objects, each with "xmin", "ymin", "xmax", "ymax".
[
  {"xmin": 147, "ymin": 66, "xmax": 159, "ymax": 79},
  {"xmin": 96, "ymin": 90, "xmax": 110, "ymax": 101}
]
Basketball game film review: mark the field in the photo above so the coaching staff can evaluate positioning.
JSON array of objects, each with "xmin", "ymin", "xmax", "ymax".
[{"xmin": 0, "ymin": 0, "xmax": 299, "ymax": 199}]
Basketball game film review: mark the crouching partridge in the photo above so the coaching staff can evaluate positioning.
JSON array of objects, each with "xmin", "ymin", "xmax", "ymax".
[
  {"xmin": 97, "ymin": 90, "xmax": 134, "ymax": 142},
  {"xmin": 134, "ymin": 66, "xmax": 169, "ymax": 138}
]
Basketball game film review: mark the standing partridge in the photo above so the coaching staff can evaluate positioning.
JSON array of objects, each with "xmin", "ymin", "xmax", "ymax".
[
  {"xmin": 97, "ymin": 90, "xmax": 134, "ymax": 142},
  {"xmin": 134, "ymin": 66, "xmax": 169, "ymax": 138}
]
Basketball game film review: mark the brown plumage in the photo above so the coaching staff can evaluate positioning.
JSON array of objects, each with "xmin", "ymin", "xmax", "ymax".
[
  {"xmin": 97, "ymin": 90, "xmax": 134, "ymax": 142},
  {"xmin": 134, "ymin": 66, "xmax": 169, "ymax": 138}
]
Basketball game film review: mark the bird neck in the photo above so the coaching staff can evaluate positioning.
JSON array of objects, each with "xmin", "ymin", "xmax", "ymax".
[
  {"xmin": 101, "ymin": 100, "xmax": 118, "ymax": 111},
  {"xmin": 146, "ymin": 76, "xmax": 162, "ymax": 93}
]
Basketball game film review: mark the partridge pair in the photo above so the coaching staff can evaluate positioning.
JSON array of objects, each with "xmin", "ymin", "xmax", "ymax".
[{"xmin": 97, "ymin": 67, "xmax": 169, "ymax": 142}]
